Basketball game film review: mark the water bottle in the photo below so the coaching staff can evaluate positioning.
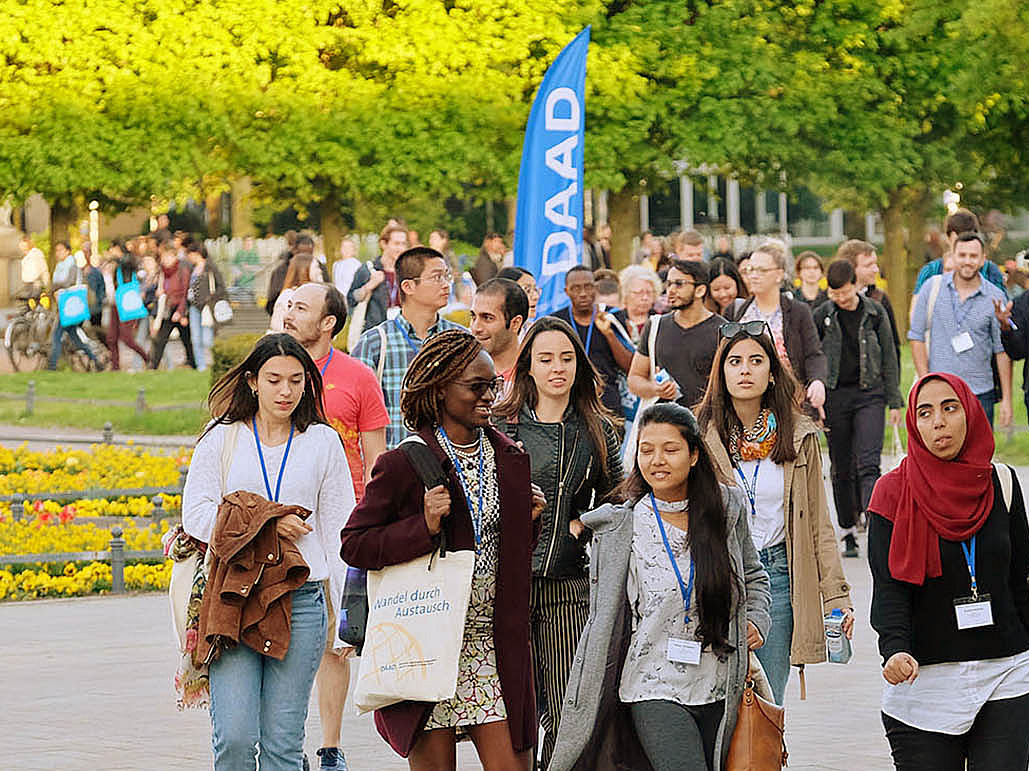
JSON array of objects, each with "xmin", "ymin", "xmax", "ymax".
[
  {"xmin": 825, "ymin": 608, "xmax": 852, "ymax": 664},
  {"xmin": 654, "ymin": 368, "xmax": 670, "ymax": 385}
]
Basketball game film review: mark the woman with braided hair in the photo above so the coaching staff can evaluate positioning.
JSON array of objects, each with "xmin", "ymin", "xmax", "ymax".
[{"xmin": 342, "ymin": 329, "xmax": 546, "ymax": 770}]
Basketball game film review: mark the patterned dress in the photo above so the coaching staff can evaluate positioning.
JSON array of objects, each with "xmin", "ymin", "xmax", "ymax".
[{"xmin": 425, "ymin": 430, "xmax": 507, "ymax": 732}]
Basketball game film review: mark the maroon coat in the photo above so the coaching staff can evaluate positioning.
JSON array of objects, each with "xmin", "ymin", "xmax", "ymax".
[{"xmin": 340, "ymin": 426, "xmax": 539, "ymax": 757}]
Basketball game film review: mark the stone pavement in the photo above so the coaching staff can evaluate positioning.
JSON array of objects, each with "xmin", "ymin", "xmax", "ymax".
[{"xmin": 2, "ymin": 527, "xmax": 893, "ymax": 771}]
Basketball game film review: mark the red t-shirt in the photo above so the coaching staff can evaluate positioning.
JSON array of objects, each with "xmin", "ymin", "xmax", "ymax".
[{"xmin": 314, "ymin": 348, "xmax": 389, "ymax": 500}]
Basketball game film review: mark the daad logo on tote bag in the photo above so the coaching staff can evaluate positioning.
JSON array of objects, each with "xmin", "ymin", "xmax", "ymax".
[
  {"xmin": 57, "ymin": 286, "xmax": 90, "ymax": 327},
  {"xmin": 353, "ymin": 546, "xmax": 475, "ymax": 713},
  {"xmin": 115, "ymin": 277, "xmax": 149, "ymax": 322}
]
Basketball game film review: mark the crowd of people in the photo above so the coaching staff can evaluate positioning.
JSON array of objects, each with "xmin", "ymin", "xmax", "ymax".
[
  {"xmin": 172, "ymin": 207, "xmax": 1029, "ymax": 771},
  {"xmin": 17, "ymin": 214, "xmax": 229, "ymax": 371}
]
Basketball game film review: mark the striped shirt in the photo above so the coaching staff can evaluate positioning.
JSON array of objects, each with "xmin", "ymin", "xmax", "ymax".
[
  {"xmin": 908, "ymin": 272, "xmax": 1004, "ymax": 395},
  {"xmin": 351, "ymin": 312, "xmax": 466, "ymax": 449}
]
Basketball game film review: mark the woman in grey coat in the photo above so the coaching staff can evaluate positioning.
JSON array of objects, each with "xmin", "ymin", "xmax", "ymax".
[{"xmin": 549, "ymin": 403, "xmax": 771, "ymax": 771}]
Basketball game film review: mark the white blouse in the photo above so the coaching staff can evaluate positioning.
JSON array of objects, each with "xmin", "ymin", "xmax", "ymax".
[
  {"xmin": 181, "ymin": 421, "xmax": 356, "ymax": 640},
  {"xmin": 735, "ymin": 458, "xmax": 786, "ymax": 552},
  {"xmin": 882, "ymin": 649, "xmax": 1029, "ymax": 734}
]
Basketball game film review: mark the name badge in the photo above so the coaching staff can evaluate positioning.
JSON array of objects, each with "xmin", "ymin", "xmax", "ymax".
[
  {"xmin": 667, "ymin": 637, "xmax": 702, "ymax": 665},
  {"xmin": 951, "ymin": 332, "xmax": 974, "ymax": 353},
  {"xmin": 954, "ymin": 595, "xmax": 994, "ymax": 630}
]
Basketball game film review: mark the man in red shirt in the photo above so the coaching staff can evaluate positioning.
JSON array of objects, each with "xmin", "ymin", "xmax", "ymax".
[{"xmin": 282, "ymin": 282, "xmax": 388, "ymax": 771}]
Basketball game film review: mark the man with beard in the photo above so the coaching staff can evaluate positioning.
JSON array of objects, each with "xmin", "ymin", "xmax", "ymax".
[
  {"xmin": 281, "ymin": 282, "xmax": 388, "ymax": 771},
  {"xmin": 469, "ymin": 277, "xmax": 528, "ymax": 390},
  {"xmin": 628, "ymin": 259, "xmax": 724, "ymax": 408}
]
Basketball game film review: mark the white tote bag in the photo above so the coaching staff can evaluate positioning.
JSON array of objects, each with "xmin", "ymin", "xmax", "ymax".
[
  {"xmin": 622, "ymin": 316, "xmax": 662, "ymax": 470},
  {"xmin": 353, "ymin": 545, "xmax": 475, "ymax": 713}
]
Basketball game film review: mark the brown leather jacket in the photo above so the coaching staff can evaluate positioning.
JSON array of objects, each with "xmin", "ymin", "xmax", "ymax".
[{"xmin": 197, "ymin": 490, "xmax": 311, "ymax": 662}]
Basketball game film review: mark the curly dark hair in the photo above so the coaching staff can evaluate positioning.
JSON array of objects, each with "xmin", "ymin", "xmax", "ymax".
[{"xmin": 401, "ymin": 329, "xmax": 484, "ymax": 431}]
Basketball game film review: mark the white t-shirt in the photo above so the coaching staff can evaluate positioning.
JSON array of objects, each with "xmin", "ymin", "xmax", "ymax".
[
  {"xmin": 182, "ymin": 421, "xmax": 355, "ymax": 640},
  {"xmin": 333, "ymin": 257, "xmax": 361, "ymax": 297},
  {"xmin": 735, "ymin": 458, "xmax": 786, "ymax": 551}
]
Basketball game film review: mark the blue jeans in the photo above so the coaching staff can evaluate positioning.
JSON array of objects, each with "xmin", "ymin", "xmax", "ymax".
[
  {"xmin": 754, "ymin": 543, "xmax": 792, "ymax": 705},
  {"xmin": 976, "ymin": 389, "xmax": 996, "ymax": 427},
  {"xmin": 47, "ymin": 322, "xmax": 98, "ymax": 370},
  {"xmin": 189, "ymin": 305, "xmax": 214, "ymax": 372},
  {"xmin": 209, "ymin": 582, "xmax": 327, "ymax": 771}
]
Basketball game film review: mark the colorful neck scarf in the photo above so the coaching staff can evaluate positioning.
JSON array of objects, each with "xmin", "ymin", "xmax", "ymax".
[{"xmin": 729, "ymin": 408, "xmax": 778, "ymax": 463}]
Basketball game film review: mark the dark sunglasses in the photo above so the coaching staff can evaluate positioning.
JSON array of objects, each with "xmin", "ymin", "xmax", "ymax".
[
  {"xmin": 455, "ymin": 376, "xmax": 505, "ymax": 397},
  {"xmin": 719, "ymin": 320, "xmax": 769, "ymax": 341}
]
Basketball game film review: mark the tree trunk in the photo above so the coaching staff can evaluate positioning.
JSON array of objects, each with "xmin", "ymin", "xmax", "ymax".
[
  {"xmin": 49, "ymin": 199, "xmax": 77, "ymax": 268},
  {"xmin": 608, "ymin": 188, "xmax": 641, "ymax": 270},
  {"xmin": 322, "ymin": 192, "xmax": 344, "ymax": 276},
  {"xmin": 504, "ymin": 197, "xmax": 517, "ymax": 240},
  {"xmin": 205, "ymin": 192, "xmax": 223, "ymax": 238},
  {"xmin": 881, "ymin": 189, "xmax": 912, "ymax": 339},
  {"xmin": 230, "ymin": 177, "xmax": 255, "ymax": 238},
  {"xmin": 485, "ymin": 199, "xmax": 495, "ymax": 234}
]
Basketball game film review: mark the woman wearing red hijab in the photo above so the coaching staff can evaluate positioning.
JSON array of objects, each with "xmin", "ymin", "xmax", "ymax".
[{"xmin": 868, "ymin": 372, "xmax": 1029, "ymax": 770}]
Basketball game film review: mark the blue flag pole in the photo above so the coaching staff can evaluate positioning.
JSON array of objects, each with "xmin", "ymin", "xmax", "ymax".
[{"xmin": 513, "ymin": 26, "xmax": 590, "ymax": 319}]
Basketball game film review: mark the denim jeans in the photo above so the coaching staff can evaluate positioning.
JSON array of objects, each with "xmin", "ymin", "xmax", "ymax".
[
  {"xmin": 976, "ymin": 389, "xmax": 996, "ymax": 427},
  {"xmin": 188, "ymin": 305, "xmax": 214, "ymax": 371},
  {"xmin": 754, "ymin": 543, "xmax": 792, "ymax": 705},
  {"xmin": 47, "ymin": 322, "xmax": 98, "ymax": 370},
  {"xmin": 209, "ymin": 582, "xmax": 327, "ymax": 771}
]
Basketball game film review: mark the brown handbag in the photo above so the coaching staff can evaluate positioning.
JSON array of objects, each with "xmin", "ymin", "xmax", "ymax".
[{"xmin": 725, "ymin": 678, "xmax": 788, "ymax": 770}]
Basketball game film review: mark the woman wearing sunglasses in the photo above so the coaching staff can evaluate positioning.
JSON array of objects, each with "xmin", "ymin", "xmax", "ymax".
[
  {"xmin": 696, "ymin": 320, "xmax": 853, "ymax": 704},
  {"xmin": 341, "ymin": 329, "xmax": 546, "ymax": 770},
  {"xmin": 492, "ymin": 316, "xmax": 624, "ymax": 769}
]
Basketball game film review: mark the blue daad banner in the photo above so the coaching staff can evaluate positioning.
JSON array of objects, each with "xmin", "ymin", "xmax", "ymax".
[{"xmin": 513, "ymin": 26, "xmax": 590, "ymax": 318}]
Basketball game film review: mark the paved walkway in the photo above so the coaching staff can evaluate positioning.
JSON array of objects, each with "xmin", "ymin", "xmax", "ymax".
[
  {"xmin": 2, "ymin": 528, "xmax": 893, "ymax": 771},
  {"xmin": 0, "ymin": 423, "xmax": 195, "ymax": 452}
]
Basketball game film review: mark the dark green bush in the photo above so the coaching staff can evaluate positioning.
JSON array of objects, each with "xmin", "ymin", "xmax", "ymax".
[{"xmin": 210, "ymin": 333, "xmax": 263, "ymax": 386}]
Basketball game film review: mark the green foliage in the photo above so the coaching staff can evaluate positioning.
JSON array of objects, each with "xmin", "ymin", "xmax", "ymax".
[{"xmin": 210, "ymin": 333, "xmax": 263, "ymax": 386}]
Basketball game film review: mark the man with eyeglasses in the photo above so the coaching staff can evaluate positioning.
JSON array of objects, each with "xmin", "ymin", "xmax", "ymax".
[
  {"xmin": 551, "ymin": 265, "xmax": 634, "ymax": 421},
  {"xmin": 628, "ymin": 259, "xmax": 723, "ymax": 408},
  {"xmin": 730, "ymin": 240, "xmax": 828, "ymax": 417},
  {"xmin": 351, "ymin": 247, "xmax": 466, "ymax": 448}
]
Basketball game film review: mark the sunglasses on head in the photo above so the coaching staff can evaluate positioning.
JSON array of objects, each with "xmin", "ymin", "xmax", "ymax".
[{"xmin": 719, "ymin": 320, "xmax": 769, "ymax": 341}]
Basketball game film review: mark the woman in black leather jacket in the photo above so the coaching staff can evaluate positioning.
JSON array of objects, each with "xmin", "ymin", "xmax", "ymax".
[{"xmin": 493, "ymin": 316, "xmax": 623, "ymax": 769}]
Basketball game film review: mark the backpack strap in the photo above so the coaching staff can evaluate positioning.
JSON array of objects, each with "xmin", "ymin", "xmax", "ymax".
[
  {"xmin": 399, "ymin": 435, "xmax": 452, "ymax": 555},
  {"xmin": 924, "ymin": 274, "xmax": 943, "ymax": 352},
  {"xmin": 647, "ymin": 314, "xmax": 661, "ymax": 379},
  {"xmin": 376, "ymin": 323, "xmax": 388, "ymax": 381},
  {"xmin": 994, "ymin": 461, "xmax": 1014, "ymax": 513}
]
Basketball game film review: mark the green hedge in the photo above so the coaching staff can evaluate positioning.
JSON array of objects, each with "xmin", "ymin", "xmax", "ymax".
[{"xmin": 210, "ymin": 333, "xmax": 263, "ymax": 386}]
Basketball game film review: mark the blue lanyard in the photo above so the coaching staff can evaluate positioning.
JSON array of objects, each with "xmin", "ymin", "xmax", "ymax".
[
  {"xmin": 649, "ymin": 493, "xmax": 695, "ymax": 624},
  {"xmin": 439, "ymin": 427, "xmax": 485, "ymax": 551},
  {"xmin": 961, "ymin": 535, "xmax": 979, "ymax": 598},
  {"xmin": 580, "ymin": 308, "xmax": 596, "ymax": 352},
  {"xmin": 949, "ymin": 284, "xmax": 976, "ymax": 332},
  {"xmin": 252, "ymin": 417, "xmax": 295, "ymax": 503},
  {"xmin": 319, "ymin": 347, "xmax": 334, "ymax": 377},
  {"xmin": 734, "ymin": 460, "xmax": 761, "ymax": 518},
  {"xmin": 393, "ymin": 318, "xmax": 422, "ymax": 353}
]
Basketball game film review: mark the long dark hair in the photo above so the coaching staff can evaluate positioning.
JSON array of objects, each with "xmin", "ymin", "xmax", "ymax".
[
  {"xmin": 202, "ymin": 333, "xmax": 327, "ymax": 438},
  {"xmin": 493, "ymin": 316, "xmax": 620, "ymax": 481},
  {"xmin": 618, "ymin": 403, "xmax": 738, "ymax": 653},
  {"xmin": 695, "ymin": 329, "xmax": 800, "ymax": 464},
  {"xmin": 707, "ymin": 257, "xmax": 748, "ymax": 308},
  {"xmin": 401, "ymin": 329, "xmax": 484, "ymax": 431}
]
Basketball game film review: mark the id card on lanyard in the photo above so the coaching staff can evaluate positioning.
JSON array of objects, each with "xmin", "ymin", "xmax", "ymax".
[
  {"xmin": 649, "ymin": 493, "xmax": 702, "ymax": 665},
  {"xmin": 735, "ymin": 459, "xmax": 764, "ymax": 546},
  {"xmin": 955, "ymin": 534, "xmax": 993, "ymax": 630}
]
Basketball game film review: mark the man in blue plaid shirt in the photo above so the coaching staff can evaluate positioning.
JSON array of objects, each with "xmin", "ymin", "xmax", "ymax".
[{"xmin": 351, "ymin": 247, "xmax": 466, "ymax": 448}]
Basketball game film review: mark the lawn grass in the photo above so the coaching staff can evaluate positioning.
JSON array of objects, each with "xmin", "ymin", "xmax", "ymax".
[{"xmin": 0, "ymin": 370, "xmax": 210, "ymax": 436}]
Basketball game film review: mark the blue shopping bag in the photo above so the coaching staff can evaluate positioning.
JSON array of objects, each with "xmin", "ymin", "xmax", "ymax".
[
  {"xmin": 114, "ymin": 277, "xmax": 148, "ymax": 322},
  {"xmin": 56, "ymin": 286, "xmax": 90, "ymax": 328}
]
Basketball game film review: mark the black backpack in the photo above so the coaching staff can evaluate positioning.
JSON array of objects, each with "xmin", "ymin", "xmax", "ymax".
[{"xmin": 337, "ymin": 438, "xmax": 450, "ymax": 651}]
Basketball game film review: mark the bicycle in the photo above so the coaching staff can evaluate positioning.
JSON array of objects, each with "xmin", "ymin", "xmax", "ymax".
[{"xmin": 5, "ymin": 291, "xmax": 54, "ymax": 371}]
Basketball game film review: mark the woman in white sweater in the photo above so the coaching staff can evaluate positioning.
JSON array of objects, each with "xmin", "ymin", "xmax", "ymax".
[{"xmin": 182, "ymin": 333, "xmax": 355, "ymax": 771}]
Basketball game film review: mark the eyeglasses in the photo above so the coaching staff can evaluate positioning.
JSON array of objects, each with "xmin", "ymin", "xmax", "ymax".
[
  {"xmin": 454, "ymin": 376, "xmax": 505, "ymax": 397},
  {"xmin": 412, "ymin": 271, "xmax": 454, "ymax": 286},
  {"xmin": 664, "ymin": 279, "xmax": 696, "ymax": 290},
  {"xmin": 719, "ymin": 320, "xmax": 769, "ymax": 340},
  {"xmin": 741, "ymin": 266, "xmax": 779, "ymax": 276}
]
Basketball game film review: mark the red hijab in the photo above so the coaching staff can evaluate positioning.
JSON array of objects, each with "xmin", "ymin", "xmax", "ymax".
[{"xmin": 867, "ymin": 372, "xmax": 995, "ymax": 585}]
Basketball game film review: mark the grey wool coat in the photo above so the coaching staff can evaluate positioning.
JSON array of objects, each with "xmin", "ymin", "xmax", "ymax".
[{"xmin": 548, "ymin": 484, "xmax": 772, "ymax": 771}]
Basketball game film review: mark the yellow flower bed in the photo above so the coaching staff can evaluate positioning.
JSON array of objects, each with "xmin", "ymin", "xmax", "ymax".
[
  {"xmin": 0, "ymin": 560, "xmax": 171, "ymax": 600},
  {"xmin": 0, "ymin": 517, "xmax": 168, "ymax": 555}
]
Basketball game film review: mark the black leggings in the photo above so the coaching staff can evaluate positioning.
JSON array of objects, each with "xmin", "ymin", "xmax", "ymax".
[
  {"xmin": 629, "ymin": 699, "xmax": 724, "ymax": 771},
  {"xmin": 883, "ymin": 692, "xmax": 1029, "ymax": 770}
]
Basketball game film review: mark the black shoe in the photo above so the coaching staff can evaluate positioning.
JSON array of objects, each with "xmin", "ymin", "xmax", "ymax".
[
  {"xmin": 843, "ymin": 533, "xmax": 859, "ymax": 558},
  {"xmin": 317, "ymin": 747, "xmax": 348, "ymax": 770}
]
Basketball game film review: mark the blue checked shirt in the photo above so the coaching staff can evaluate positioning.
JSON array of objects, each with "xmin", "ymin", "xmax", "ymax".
[
  {"xmin": 351, "ymin": 313, "xmax": 467, "ymax": 449},
  {"xmin": 908, "ymin": 272, "xmax": 1005, "ymax": 395}
]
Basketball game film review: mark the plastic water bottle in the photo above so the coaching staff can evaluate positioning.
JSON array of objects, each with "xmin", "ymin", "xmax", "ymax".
[
  {"xmin": 825, "ymin": 609, "xmax": 852, "ymax": 664},
  {"xmin": 655, "ymin": 368, "xmax": 670, "ymax": 385}
]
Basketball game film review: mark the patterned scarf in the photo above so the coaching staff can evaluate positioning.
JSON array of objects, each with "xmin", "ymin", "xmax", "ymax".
[
  {"xmin": 729, "ymin": 408, "xmax": 778, "ymax": 463},
  {"xmin": 164, "ymin": 525, "xmax": 212, "ymax": 710}
]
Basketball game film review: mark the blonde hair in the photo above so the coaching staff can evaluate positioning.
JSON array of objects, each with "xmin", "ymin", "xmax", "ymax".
[{"xmin": 752, "ymin": 239, "xmax": 788, "ymax": 270}]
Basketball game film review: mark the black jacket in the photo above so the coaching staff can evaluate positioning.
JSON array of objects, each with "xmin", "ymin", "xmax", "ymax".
[
  {"xmin": 346, "ymin": 257, "xmax": 392, "ymax": 335},
  {"xmin": 728, "ymin": 293, "xmax": 828, "ymax": 386},
  {"xmin": 494, "ymin": 406, "xmax": 623, "ymax": 578},
  {"xmin": 1000, "ymin": 290, "xmax": 1029, "ymax": 394},
  {"xmin": 813, "ymin": 295, "xmax": 903, "ymax": 408},
  {"xmin": 869, "ymin": 467, "xmax": 1029, "ymax": 666}
]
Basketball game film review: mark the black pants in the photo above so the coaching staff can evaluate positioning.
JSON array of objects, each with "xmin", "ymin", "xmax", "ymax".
[
  {"xmin": 150, "ymin": 317, "xmax": 196, "ymax": 369},
  {"xmin": 882, "ymin": 692, "xmax": 1029, "ymax": 770},
  {"xmin": 825, "ymin": 385, "xmax": 885, "ymax": 531},
  {"xmin": 629, "ymin": 699, "xmax": 724, "ymax": 771}
]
